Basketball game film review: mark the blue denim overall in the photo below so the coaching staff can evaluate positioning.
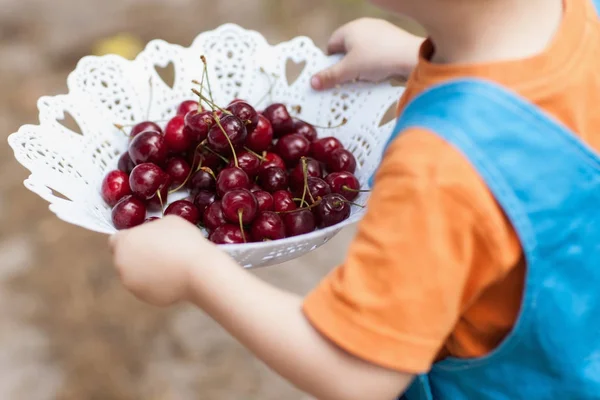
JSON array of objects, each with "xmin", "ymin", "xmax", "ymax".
[{"xmin": 373, "ymin": 75, "xmax": 600, "ymax": 398}]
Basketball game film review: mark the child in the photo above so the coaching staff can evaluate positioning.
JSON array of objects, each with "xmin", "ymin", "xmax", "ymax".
[{"xmin": 110, "ymin": 0, "xmax": 600, "ymax": 398}]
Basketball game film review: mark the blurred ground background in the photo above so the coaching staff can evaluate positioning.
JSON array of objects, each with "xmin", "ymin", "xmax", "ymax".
[{"xmin": 0, "ymin": 1, "xmax": 420, "ymax": 399}]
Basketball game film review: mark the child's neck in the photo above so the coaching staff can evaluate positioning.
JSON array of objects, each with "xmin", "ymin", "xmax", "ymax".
[{"xmin": 418, "ymin": 0, "xmax": 564, "ymax": 64}]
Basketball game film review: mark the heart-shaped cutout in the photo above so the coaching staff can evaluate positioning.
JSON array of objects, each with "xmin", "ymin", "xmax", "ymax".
[
  {"xmin": 57, "ymin": 111, "xmax": 83, "ymax": 135},
  {"xmin": 285, "ymin": 59, "xmax": 306, "ymax": 87},
  {"xmin": 154, "ymin": 62, "xmax": 175, "ymax": 89},
  {"xmin": 379, "ymin": 101, "xmax": 399, "ymax": 127}
]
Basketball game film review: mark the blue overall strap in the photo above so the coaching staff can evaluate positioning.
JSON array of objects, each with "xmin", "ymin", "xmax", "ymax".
[{"xmin": 593, "ymin": 0, "xmax": 600, "ymax": 14}]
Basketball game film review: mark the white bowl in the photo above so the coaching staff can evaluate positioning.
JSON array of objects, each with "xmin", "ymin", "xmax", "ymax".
[{"xmin": 7, "ymin": 24, "xmax": 404, "ymax": 268}]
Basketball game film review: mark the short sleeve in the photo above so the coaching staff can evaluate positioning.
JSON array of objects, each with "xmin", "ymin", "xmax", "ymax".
[{"xmin": 303, "ymin": 128, "xmax": 506, "ymax": 374}]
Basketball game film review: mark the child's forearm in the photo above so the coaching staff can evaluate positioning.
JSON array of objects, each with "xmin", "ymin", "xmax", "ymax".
[{"xmin": 187, "ymin": 256, "xmax": 412, "ymax": 400}]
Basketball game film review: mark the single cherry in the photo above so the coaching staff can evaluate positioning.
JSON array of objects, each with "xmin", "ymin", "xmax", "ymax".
[
  {"xmin": 254, "ymin": 191, "xmax": 274, "ymax": 212},
  {"xmin": 315, "ymin": 193, "xmax": 351, "ymax": 228},
  {"xmin": 251, "ymin": 212, "xmax": 286, "ymax": 241},
  {"xmin": 165, "ymin": 200, "xmax": 200, "ymax": 224},
  {"xmin": 275, "ymin": 133, "xmax": 311, "ymax": 167},
  {"xmin": 289, "ymin": 158, "xmax": 323, "ymax": 191},
  {"xmin": 227, "ymin": 151, "xmax": 261, "ymax": 179},
  {"xmin": 292, "ymin": 119, "xmax": 318, "ymax": 142},
  {"xmin": 177, "ymin": 100, "xmax": 200, "ymax": 117},
  {"xmin": 194, "ymin": 190, "xmax": 217, "ymax": 215},
  {"xmin": 310, "ymin": 137, "xmax": 343, "ymax": 163},
  {"xmin": 203, "ymin": 201, "xmax": 228, "ymax": 232},
  {"xmin": 102, "ymin": 170, "xmax": 131, "ymax": 207},
  {"xmin": 327, "ymin": 148, "xmax": 357, "ymax": 174},
  {"xmin": 129, "ymin": 163, "xmax": 169, "ymax": 200},
  {"xmin": 245, "ymin": 114, "xmax": 273, "ymax": 152},
  {"xmin": 282, "ymin": 210, "xmax": 316, "ymax": 237},
  {"xmin": 129, "ymin": 130, "xmax": 168, "ymax": 166},
  {"xmin": 188, "ymin": 168, "xmax": 216, "ymax": 195},
  {"xmin": 165, "ymin": 157, "xmax": 191, "ymax": 188},
  {"xmin": 208, "ymin": 115, "xmax": 247, "ymax": 154},
  {"xmin": 112, "ymin": 195, "xmax": 146, "ymax": 230},
  {"xmin": 259, "ymin": 152, "xmax": 286, "ymax": 173},
  {"xmin": 216, "ymin": 167, "xmax": 251, "ymax": 198},
  {"xmin": 273, "ymin": 190, "xmax": 297, "ymax": 213},
  {"xmin": 117, "ymin": 152, "xmax": 136, "ymax": 174},
  {"xmin": 209, "ymin": 224, "xmax": 248, "ymax": 244},
  {"xmin": 325, "ymin": 172, "xmax": 361, "ymax": 201},
  {"xmin": 226, "ymin": 101, "xmax": 259, "ymax": 130},
  {"xmin": 184, "ymin": 111, "xmax": 215, "ymax": 143},
  {"xmin": 258, "ymin": 167, "xmax": 289, "ymax": 193},
  {"xmin": 263, "ymin": 103, "xmax": 294, "ymax": 137},
  {"xmin": 221, "ymin": 189, "xmax": 258, "ymax": 225},
  {"xmin": 130, "ymin": 121, "xmax": 162, "ymax": 138},
  {"xmin": 164, "ymin": 115, "xmax": 192, "ymax": 153}
]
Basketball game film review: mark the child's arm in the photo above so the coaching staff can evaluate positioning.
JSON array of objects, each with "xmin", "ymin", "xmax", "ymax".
[
  {"xmin": 110, "ymin": 216, "xmax": 413, "ymax": 400},
  {"xmin": 311, "ymin": 18, "xmax": 423, "ymax": 91}
]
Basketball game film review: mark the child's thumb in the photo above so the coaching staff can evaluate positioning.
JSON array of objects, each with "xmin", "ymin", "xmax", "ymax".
[{"xmin": 311, "ymin": 59, "xmax": 354, "ymax": 91}]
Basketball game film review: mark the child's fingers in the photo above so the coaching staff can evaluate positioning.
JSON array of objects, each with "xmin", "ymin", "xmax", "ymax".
[
  {"xmin": 326, "ymin": 27, "xmax": 347, "ymax": 55},
  {"xmin": 312, "ymin": 57, "xmax": 356, "ymax": 91}
]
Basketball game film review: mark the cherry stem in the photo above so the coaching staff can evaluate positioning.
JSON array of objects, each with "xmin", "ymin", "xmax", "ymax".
[
  {"xmin": 191, "ymin": 88, "xmax": 231, "ymax": 115},
  {"xmin": 300, "ymin": 157, "xmax": 315, "ymax": 205},
  {"xmin": 213, "ymin": 112, "xmax": 239, "ymax": 168},
  {"xmin": 335, "ymin": 199, "xmax": 365, "ymax": 209},
  {"xmin": 195, "ymin": 68, "xmax": 206, "ymax": 112},
  {"xmin": 237, "ymin": 209, "xmax": 247, "ymax": 243},
  {"xmin": 292, "ymin": 198, "xmax": 311, "ymax": 208},
  {"xmin": 342, "ymin": 186, "xmax": 371, "ymax": 193},
  {"xmin": 199, "ymin": 167, "xmax": 216, "ymax": 180},
  {"xmin": 276, "ymin": 199, "xmax": 322, "ymax": 214},
  {"xmin": 243, "ymin": 147, "xmax": 267, "ymax": 161},
  {"xmin": 156, "ymin": 189, "xmax": 165, "ymax": 214},
  {"xmin": 202, "ymin": 144, "xmax": 230, "ymax": 163},
  {"xmin": 114, "ymin": 124, "xmax": 130, "ymax": 138},
  {"xmin": 201, "ymin": 55, "xmax": 216, "ymax": 106}
]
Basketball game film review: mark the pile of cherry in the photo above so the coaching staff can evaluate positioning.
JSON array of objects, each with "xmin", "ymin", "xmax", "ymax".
[{"xmin": 102, "ymin": 97, "xmax": 364, "ymax": 244}]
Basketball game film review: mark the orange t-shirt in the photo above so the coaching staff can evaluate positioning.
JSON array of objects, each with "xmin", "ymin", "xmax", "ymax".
[{"xmin": 303, "ymin": 0, "xmax": 600, "ymax": 374}]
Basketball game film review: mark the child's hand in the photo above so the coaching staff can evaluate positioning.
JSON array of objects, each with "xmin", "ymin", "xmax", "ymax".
[
  {"xmin": 110, "ymin": 216, "xmax": 224, "ymax": 307},
  {"xmin": 311, "ymin": 18, "xmax": 423, "ymax": 91}
]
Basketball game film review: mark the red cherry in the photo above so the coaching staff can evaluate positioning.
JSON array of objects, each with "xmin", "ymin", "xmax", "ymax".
[
  {"xmin": 203, "ymin": 201, "xmax": 228, "ymax": 232},
  {"xmin": 310, "ymin": 137, "xmax": 343, "ymax": 163},
  {"xmin": 251, "ymin": 212, "xmax": 286, "ymax": 241},
  {"xmin": 209, "ymin": 224, "xmax": 248, "ymax": 244},
  {"xmin": 165, "ymin": 157, "xmax": 191, "ymax": 188},
  {"xmin": 221, "ymin": 189, "xmax": 258, "ymax": 225},
  {"xmin": 177, "ymin": 100, "xmax": 200, "ymax": 117},
  {"xmin": 226, "ymin": 101, "xmax": 259, "ymax": 130},
  {"xmin": 227, "ymin": 151, "xmax": 261, "ymax": 179},
  {"xmin": 216, "ymin": 167, "xmax": 251, "ymax": 198},
  {"xmin": 112, "ymin": 195, "xmax": 146, "ymax": 230},
  {"xmin": 245, "ymin": 115, "xmax": 273, "ymax": 153},
  {"xmin": 208, "ymin": 115, "xmax": 247, "ymax": 154},
  {"xmin": 282, "ymin": 210, "xmax": 316, "ymax": 237},
  {"xmin": 188, "ymin": 168, "xmax": 216, "ymax": 195},
  {"xmin": 325, "ymin": 172, "xmax": 360, "ymax": 201},
  {"xmin": 315, "ymin": 194, "xmax": 351, "ymax": 228},
  {"xmin": 275, "ymin": 134, "xmax": 311, "ymax": 167},
  {"xmin": 165, "ymin": 200, "xmax": 200, "ymax": 224},
  {"xmin": 129, "ymin": 130, "xmax": 168, "ymax": 166},
  {"xmin": 129, "ymin": 163, "xmax": 168, "ymax": 200},
  {"xmin": 102, "ymin": 170, "xmax": 131, "ymax": 207},
  {"xmin": 258, "ymin": 167, "xmax": 289, "ymax": 193},
  {"xmin": 117, "ymin": 152, "xmax": 136, "ymax": 174},
  {"xmin": 327, "ymin": 148, "xmax": 357, "ymax": 173},
  {"xmin": 184, "ymin": 111, "xmax": 215, "ymax": 143},
  {"xmin": 164, "ymin": 115, "xmax": 192, "ymax": 153},
  {"xmin": 130, "ymin": 121, "xmax": 162, "ymax": 138},
  {"xmin": 259, "ymin": 152, "xmax": 286, "ymax": 173},
  {"xmin": 292, "ymin": 119, "xmax": 318, "ymax": 142},
  {"xmin": 254, "ymin": 191, "xmax": 274, "ymax": 212},
  {"xmin": 289, "ymin": 158, "xmax": 323, "ymax": 190},
  {"xmin": 263, "ymin": 103, "xmax": 294, "ymax": 137},
  {"xmin": 194, "ymin": 190, "xmax": 217, "ymax": 215},
  {"xmin": 273, "ymin": 190, "xmax": 297, "ymax": 213}
]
